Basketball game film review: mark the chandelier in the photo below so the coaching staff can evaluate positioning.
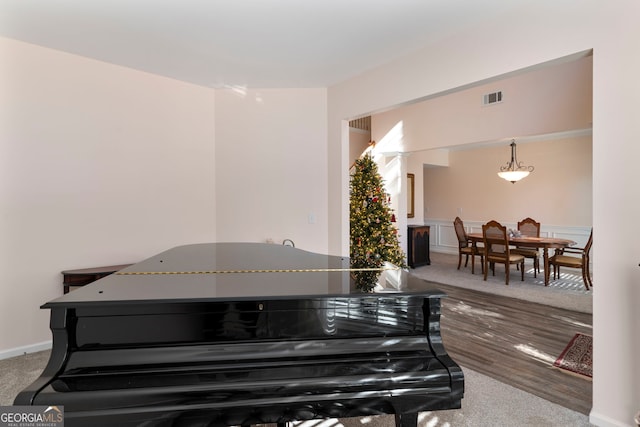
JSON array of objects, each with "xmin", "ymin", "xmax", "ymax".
[{"xmin": 497, "ymin": 140, "xmax": 534, "ymax": 183}]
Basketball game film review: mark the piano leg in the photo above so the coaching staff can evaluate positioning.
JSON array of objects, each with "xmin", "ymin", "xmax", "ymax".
[
  {"xmin": 395, "ymin": 411, "xmax": 418, "ymax": 427},
  {"xmin": 14, "ymin": 308, "xmax": 70, "ymax": 405}
]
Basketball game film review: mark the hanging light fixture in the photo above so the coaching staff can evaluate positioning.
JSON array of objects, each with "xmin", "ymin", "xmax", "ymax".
[{"xmin": 497, "ymin": 139, "xmax": 534, "ymax": 183}]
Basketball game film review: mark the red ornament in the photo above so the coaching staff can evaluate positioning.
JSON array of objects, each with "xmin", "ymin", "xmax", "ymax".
[{"xmin": 391, "ymin": 214, "xmax": 396, "ymax": 222}]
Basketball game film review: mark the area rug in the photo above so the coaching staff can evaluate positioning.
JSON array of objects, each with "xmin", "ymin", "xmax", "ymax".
[{"xmin": 553, "ymin": 333, "xmax": 593, "ymax": 378}]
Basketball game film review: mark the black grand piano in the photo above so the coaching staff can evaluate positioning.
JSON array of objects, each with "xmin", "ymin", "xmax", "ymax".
[{"xmin": 15, "ymin": 243, "xmax": 463, "ymax": 426}]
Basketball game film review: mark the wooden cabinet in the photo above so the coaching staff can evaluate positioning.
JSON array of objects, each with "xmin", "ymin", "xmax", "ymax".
[{"xmin": 408, "ymin": 225, "xmax": 430, "ymax": 268}]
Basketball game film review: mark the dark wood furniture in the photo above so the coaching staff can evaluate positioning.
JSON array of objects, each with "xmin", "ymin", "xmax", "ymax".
[
  {"xmin": 549, "ymin": 228, "xmax": 593, "ymax": 290},
  {"xmin": 17, "ymin": 243, "xmax": 463, "ymax": 427},
  {"xmin": 453, "ymin": 217, "xmax": 483, "ymax": 274},
  {"xmin": 407, "ymin": 225, "xmax": 430, "ymax": 268},
  {"xmin": 468, "ymin": 232, "xmax": 575, "ymax": 286},
  {"xmin": 482, "ymin": 220, "xmax": 525, "ymax": 285},
  {"xmin": 510, "ymin": 217, "xmax": 541, "ymax": 277},
  {"xmin": 61, "ymin": 264, "xmax": 133, "ymax": 294}
]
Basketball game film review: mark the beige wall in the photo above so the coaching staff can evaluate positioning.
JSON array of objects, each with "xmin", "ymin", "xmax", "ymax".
[
  {"xmin": 422, "ymin": 136, "xmax": 592, "ymax": 226},
  {"xmin": 367, "ymin": 55, "xmax": 592, "ymax": 242},
  {"xmin": 348, "ymin": 129, "xmax": 370, "ymax": 168},
  {"xmin": 369, "ymin": 55, "xmax": 592, "ymax": 227},
  {"xmin": 372, "ymin": 56, "xmax": 592, "ymax": 152}
]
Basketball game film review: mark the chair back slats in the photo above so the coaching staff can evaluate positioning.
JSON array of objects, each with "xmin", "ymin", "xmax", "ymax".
[
  {"xmin": 513, "ymin": 217, "xmax": 541, "ymax": 277},
  {"xmin": 454, "ymin": 217, "xmax": 469, "ymax": 248},
  {"xmin": 483, "ymin": 220, "xmax": 508, "ymax": 256},
  {"xmin": 453, "ymin": 217, "xmax": 484, "ymax": 274},
  {"xmin": 517, "ymin": 217, "xmax": 540, "ymax": 238},
  {"xmin": 482, "ymin": 220, "xmax": 524, "ymax": 285}
]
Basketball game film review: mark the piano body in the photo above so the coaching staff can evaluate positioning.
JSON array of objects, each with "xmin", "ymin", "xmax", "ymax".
[{"xmin": 15, "ymin": 243, "xmax": 463, "ymax": 426}]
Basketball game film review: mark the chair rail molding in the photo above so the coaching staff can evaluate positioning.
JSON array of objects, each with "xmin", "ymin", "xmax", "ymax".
[{"xmin": 423, "ymin": 218, "xmax": 593, "ymax": 256}]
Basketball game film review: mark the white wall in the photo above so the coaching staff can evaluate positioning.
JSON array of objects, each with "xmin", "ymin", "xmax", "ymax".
[
  {"xmin": 327, "ymin": 1, "xmax": 640, "ymax": 426},
  {"xmin": 214, "ymin": 88, "xmax": 328, "ymax": 253},
  {"xmin": 0, "ymin": 38, "xmax": 330, "ymax": 358},
  {"xmin": 0, "ymin": 37, "xmax": 216, "ymax": 356}
]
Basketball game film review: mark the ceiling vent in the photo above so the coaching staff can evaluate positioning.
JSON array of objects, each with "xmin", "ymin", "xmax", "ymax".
[{"xmin": 482, "ymin": 91, "xmax": 503, "ymax": 106}]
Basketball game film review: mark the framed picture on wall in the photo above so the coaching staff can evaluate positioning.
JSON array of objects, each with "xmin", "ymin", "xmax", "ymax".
[{"xmin": 407, "ymin": 173, "xmax": 415, "ymax": 218}]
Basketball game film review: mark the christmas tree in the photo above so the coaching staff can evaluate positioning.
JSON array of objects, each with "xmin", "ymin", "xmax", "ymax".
[{"xmin": 350, "ymin": 153, "xmax": 407, "ymax": 292}]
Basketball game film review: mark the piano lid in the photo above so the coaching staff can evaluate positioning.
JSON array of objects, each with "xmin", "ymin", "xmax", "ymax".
[{"xmin": 44, "ymin": 242, "xmax": 444, "ymax": 307}]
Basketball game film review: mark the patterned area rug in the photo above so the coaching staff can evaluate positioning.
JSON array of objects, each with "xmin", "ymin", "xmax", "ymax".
[{"xmin": 553, "ymin": 333, "xmax": 593, "ymax": 378}]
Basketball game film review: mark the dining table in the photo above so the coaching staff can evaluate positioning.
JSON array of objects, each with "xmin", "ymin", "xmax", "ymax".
[{"xmin": 467, "ymin": 233, "xmax": 576, "ymax": 286}]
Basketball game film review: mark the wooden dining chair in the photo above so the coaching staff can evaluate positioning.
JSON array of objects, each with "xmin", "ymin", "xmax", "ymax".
[
  {"xmin": 549, "ymin": 228, "xmax": 593, "ymax": 290},
  {"xmin": 453, "ymin": 217, "xmax": 483, "ymax": 274},
  {"xmin": 482, "ymin": 220, "xmax": 525, "ymax": 285},
  {"xmin": 511, "ymin": 217, "xmax": 541, "ymax": 278}
]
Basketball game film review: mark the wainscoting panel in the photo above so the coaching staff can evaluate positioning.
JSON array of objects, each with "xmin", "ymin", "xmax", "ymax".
[{"xmin": 424, "ymin": 219, "xmax": 592, "ymax": 255}]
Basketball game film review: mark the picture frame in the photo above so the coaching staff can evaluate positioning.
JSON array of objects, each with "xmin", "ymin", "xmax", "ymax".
[{"xmin": 407, "ymin": 173, "xmax": 415, "ymax": 218}]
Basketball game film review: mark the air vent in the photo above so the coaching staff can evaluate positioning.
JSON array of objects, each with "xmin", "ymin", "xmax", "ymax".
[{"xmin": 482, "ymin": 91, "xmax": 503, "ymax": 105}]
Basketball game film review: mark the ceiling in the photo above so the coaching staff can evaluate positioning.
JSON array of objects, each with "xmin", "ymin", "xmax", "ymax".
[{"xmin": 0, "ymin": 0, "xmax": 533, "ymax": 89}]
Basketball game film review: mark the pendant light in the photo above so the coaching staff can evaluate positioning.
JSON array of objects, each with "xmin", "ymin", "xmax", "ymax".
[{"xmin": 498, "ymin": 140, "xmax": 534, "ymax": 183}]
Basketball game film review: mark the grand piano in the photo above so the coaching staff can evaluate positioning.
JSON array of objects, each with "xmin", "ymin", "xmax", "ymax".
[{"xmin": 15, "ymin": 243, "xmax": 464, "ymax": 426}]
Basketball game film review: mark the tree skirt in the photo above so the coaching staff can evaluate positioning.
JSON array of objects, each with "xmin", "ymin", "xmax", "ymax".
[{"xmin": 553, "ymin": 333, "xmax": 593, "ymax": 378}]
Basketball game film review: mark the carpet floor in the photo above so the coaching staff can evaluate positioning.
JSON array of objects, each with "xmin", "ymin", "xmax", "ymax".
[
  {"xmin": 411, "ymin": 252, "xmax": 592, "ymax": 314},
  {"xmin": 1, "ymin": 350, "xmax": 592, "ymax": 426}
]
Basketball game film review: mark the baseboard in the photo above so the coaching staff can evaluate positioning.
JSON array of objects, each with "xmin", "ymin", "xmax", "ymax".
[
  {"xmin": 0, "ymin": 341, "xmax": 52, "ymax": 361},
  {"xmin": 589, "ymin": 409, "xmax": 634, "ymax": 427}
]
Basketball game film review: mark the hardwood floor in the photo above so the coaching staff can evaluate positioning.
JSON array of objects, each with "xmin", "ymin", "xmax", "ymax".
[{"xmin": 434, "ymin": 282, "xmax": 592, "ymax": 415}]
